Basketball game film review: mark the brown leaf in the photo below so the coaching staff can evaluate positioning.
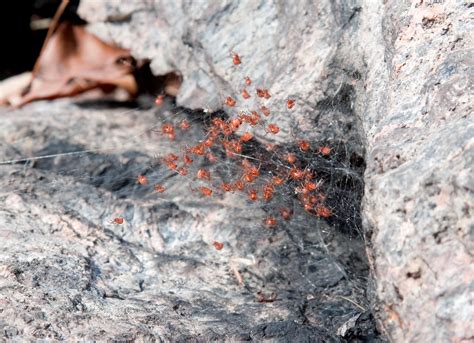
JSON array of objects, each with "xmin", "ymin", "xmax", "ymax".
[{"xmin": 11, "ymin": 22, "xmax": 137, "ymax": 107}]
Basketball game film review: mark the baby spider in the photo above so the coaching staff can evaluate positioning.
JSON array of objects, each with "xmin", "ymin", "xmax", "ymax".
[
  {"xmin": 213, "ymin": 241, "xmax": 224, "ymax": 250},
  {"xmin": 112, "ymin": 217, "xmax": 124, "ymax": 225},
  {"xmin": 232, "ymin": 52, "xmax": 241, "ymax": 65},
  {"xmin": 287, "ymin": 99, "xmax": 295, "ymax": 109},
  {"xmin": 179, "ymin": 119, "xmax": 190, "ymax": 130},
  {"xmin": 198, "ymin": 186, "xmax": 213, "ymax": 197},
  {"xmin": 154, "ymin": 184, "xmax": 166, "ymax": 193},
  {"xmin": 267, "ymin": 124, "xmax": 280, "ymax": 134},
  {"xmin": 225, "ymin": 96, "xmax": 236, "ymax": 107},
  {"xmin": 244, "ymin": 76, "xmax": 251, "ymax": 85},
  {"xmin": 298, "ymin": 140, "xmax": 310, "ymax": 152},
  {"xmin": 241, "ymin": 89, "xmax": 251, "ymax": 99},
  {"xmin": 319, "ymin": 146, "xmax": 332, "ymax": 156},
  {"xmin": 137, "ymin": 175, "xmax": 148, "ymax": 185},
  {"xmin": 197, "ymin": 169, "xmax": 211, "ymax": 180},
  {"xmin": 240, "ymin": 132, "xmax": 253, "ymax": 142},
  {"xmin": 264, "ymin": 216, "xmax": 277, "ymax": 227},
  {"xmin": 155, "ymin": 94, "xmax": 165, "ymax": 106}
]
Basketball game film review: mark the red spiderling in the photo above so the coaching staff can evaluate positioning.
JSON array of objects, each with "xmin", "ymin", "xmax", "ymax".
[
  {"xmin": 225, "ymin": 96, "xmax": 236, "ymax": 107},
  {"xmin": 198, "ymin": 186, "xmax": 213, "ymax": 197},
  {"xmin": 316, "ymin": 205, "xmax": 332, "ymax": 218},
  {"xmin": 279, "ymin": 208, "xmax": 293, "ymax": 220},
  {"xmin": 232, "ymin": 52, "xmax": 241, "ymax": 65},
  {"xmin": 207, "ymin": 152, "xmax": 218, "ymax": 163},
  {"xmin": 249, "ymin": 111, "xmax": 260, "ymax": 126},
  {"xmin": 272, "ymin": 176, "xmax": 285, "ymax": 186},
  {"xmin": 190, "ymin": 144, "xmax": 205, "ymax": 156},
  {"xmin": 234, "ymin": 180, "xmax": 245, "ymax": 191},
  {"xmin": 177, "ymin": 167, "xmax": 188, "ymax": 176},
  {"xmin": 242, "ymin": 89, "xmax": 251, "ymax": 99},
  {"xmin": 287, "ymin": 99, "xmax": 295, "ymax": 109},
  {"xmin": 290, "ymin": 167, "xmax": 305, "ymax": 180},
  {"xmin": 267, "ymin": 124, "xmax": 280, "ymax": 134},
  {"xmin": 243, "ymin": 173, "xmax": 255, "ymax": 183},
  {"xmin": 154, "ymin": 184, "xmax": 166, "ymax": 193},
  {"xmin": 197, "ymin": 169, "xmax": 211, "ymax": 180},
  {"xmin": 248, "ymin": 188, "xmax": 258, "ymax": 201},
  {"xmin": 264, "ymin": 216, "xmax": 277, "ymax": 227},
  {"xmin": 179, "ymin": 119, "xmax": 190, "ymax": 130},
  {"xmin": 213, "ymin": 241, "xmax": 224, "ymax": 250},
  {"xmin": 166, "ymin": 161, "xmax": 178, "ymax": 170},
  {"xmin": 304, "ymin": 202, "xmax": 313, "ymax": 212},
  {"xmin": 221, "ymin": 183, "xmax": 233, "ymax": 192},
  {"xmin": 298, "ymin": 140, "xmax": 310, "ymax": 152},
  {"xmin": 240, "ymin": 132, "xmax": 253, "ymax": 142},
  {"xmin": 286, "ymin": 153, "xmax": 297, "ymax": 164},
  {"xmin": 304, "ymin": 181, "xmax": 318, "ymax": 192},
  {"xmin": 262, "ymin": 184, "xmax": 275, "ymax": 201},
  {"xmin": 137, "ymin": 175, "xmax": 148, "ymax": 185},
  {"xmin": 319, "ymin": 146, "xmax": 332, "ymax": 155},
  {"xmin": 261, "ymin": 106, "xmax": 270, "ymax": 117},
  {"xmin": 113, "ymin": 217, "xmax": 124, "ymax": 225},
  {"xmin": 155, "ymin": 94, "xmax": 165, "ymax": 106},
  {"xmin": 266, "ymin": 143, "xmax": 275, "ymax": 151},
  {"xmin": 244, "ymin": 76, "xmax": 251, "ymax": 85},
  {"xmin": 165, "ymin": 153, "xmax": 178, "ymax": 162},
  {"xmin": 263, "ymin": 89, "xmax": 271, "ymax": 99},
  {"xmin": 203, "ymin": 137, "xmax": 215, "ymax": 148},
  {"xmin": 256, "ymin": 88, "xmax": 265, "ymax": 98},
  {"xmin": 230, "ymin": 118, "xmax": 242, "ymax": 130},
  {"xmin": 162, "ymin": 123, "xmax": 174, "ymax": 135},
  {"xmin": 183, "ymin": 154, "xmax": 193, "ymax": 165}
]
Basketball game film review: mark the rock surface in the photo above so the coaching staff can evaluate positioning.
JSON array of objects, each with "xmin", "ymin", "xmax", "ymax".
[
  {"xmin": 77, "ymin": 0, "xmax": 474, "ymax": 341},
  {"xmin": 0, "ymin": 99, "xmax": 377, "ymax": 341}
]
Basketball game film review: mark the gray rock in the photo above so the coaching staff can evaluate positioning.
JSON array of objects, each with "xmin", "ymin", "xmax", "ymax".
[
  {"xmin": 0, "ymin": 99, "xmax": 376, "ymax": 340},
  {"xmin": 79, "ymin": 0, "xmax": 473, "ymax": 341}
]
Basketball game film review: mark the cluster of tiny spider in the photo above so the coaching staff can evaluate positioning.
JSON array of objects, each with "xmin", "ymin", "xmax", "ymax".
[{"xmin": 113, "ymin": 52, "xmax": 333, "ymax": 256}]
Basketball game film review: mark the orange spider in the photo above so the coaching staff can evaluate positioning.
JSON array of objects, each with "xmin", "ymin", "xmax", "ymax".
[
  {"xmin": 230, "ymin": 118, "xmax": 242, "ymax": 130},
  {"xmin": 298, "ymin": 140, "xmax": 310, "ymax": 152},
  {"xmin": 179, "ymin": 119, "xmax": 190, "ymax": 130},
  {"xmin": 290, "ymin": 168, "xmax": 305, "ymax": 180},
  {"xmin": 272, "ymin": 176, "xmax": 285, "ymax": 186},
  {"xmin": 287, "ymin": 99, "xmax": 295, "ymax": 109},
  {"xmin": 177, "ymin": 167, "xmax": 188, "ymax": 176},
  {"xmin": 248, "ymin": 189, "xmax": 258, "ymax": 201},
  {"xmin": 264, "ymin": 216, "xmax": 277, "ymax": 227},
  {"xmin": 213, "ymin": 241, "xmax": 224, "ymax": 250},
  {"xmin": 113, "ymin": 217, "xmax": 124, "ymax": 225},
  {"xmin": 183, "ymin": 154, "xmax": 193, "ymax": 165},
  {"xmin": 199, "ymin": 186, "xmax": 213, "ymax": 197},
  {"xmin": 155, "ymin": 94, "xmax": 165, "ymax": 106},
  {"xmin": 221, "ymin": 183, "xmax": 233, "ymax": 192},
  {"xmin": 267, "ymin": 124, "xmax": 280, "ymax": 134},
  {"xmin": 316, "ymin": 205, "xmax": 332, "ymax": 218},
  {"xmin": 137, "ymin": 175, "xmax": 148, "ymax": 185},
  {"xmin": 260, "ymin": 106, "xmax": 270, "ymax": 116},
  {"xmin": 319, "ymin": 146, "xmax": 332, "ymax": 155},
  {"xmin": 197, "ymin": 169, "xmax": 211, "ymax": 180},
  {"xmin": 232, "ymin": 52, "xmax": 241, "ymax": 65},
  {"xmin": 279, "ymin": 208, "xmax": 293, "ymax": 220},
  {"xmin": 225, "ymin": 96, "xmax": 236, "ymax": 107},
  {"xmin": 286, "ymin": 153, "xmax": 297, "ymax": 164},
  {"xmin": 234, "ymin": 180, "xmax": 245, "ymax": 191},
  {"xmin": 154, "ymin": 184, "xmax": 166, "ymax": 193},
  {"xmin": 242, "ymin": 89, "xmax": 251, "ymax": 99},
  {"xmin": 240, "ymin": 132, "xmax": 253, "ymax": 142},
  {"xmin": 244, "ymin": 76, "xmax": 251, "ymax": 85}
]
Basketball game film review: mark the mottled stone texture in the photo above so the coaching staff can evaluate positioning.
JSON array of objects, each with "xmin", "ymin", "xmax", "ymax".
[
  {"xmin": 0, "ymin": 100, "xmax": 376, "ymax": 341},
  {"xmin": 78, "ymin": 0, "xmax": 473, "ymax": 341},
  {"xmin": 0, "ymin": 0, "xmax": 471, "ymax": 341}
]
